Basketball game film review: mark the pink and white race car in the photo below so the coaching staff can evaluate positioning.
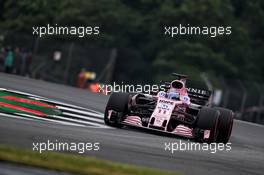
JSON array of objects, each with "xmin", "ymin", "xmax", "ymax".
[{"xmin": 104, "ymin": 73, "xmax": 234, "ymax": 143}]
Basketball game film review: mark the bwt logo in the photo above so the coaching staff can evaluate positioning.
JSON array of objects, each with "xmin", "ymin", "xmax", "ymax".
[{"xmin": 159, "ymin": 104, "xmax": 169, "ymax": 110}]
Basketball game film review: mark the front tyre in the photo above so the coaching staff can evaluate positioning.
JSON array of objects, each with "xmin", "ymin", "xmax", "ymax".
[
  {"xmin": 196, "ymin": 107, "xmax": 220, "ymax": 143},
  {"xmin": 214, "ymin": 107, "xmax": 234, "ymax": 144},
  {"xmin": 104, "ymin": 92, "xmax": 130, "ymax": 127}
]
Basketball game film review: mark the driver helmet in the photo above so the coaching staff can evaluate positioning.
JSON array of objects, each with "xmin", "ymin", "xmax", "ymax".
[{"xmin": 167, "ymin": 92, "xmax": 180, "ymax": 100}]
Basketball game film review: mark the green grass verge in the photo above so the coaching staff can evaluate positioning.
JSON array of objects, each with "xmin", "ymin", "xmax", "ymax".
[{"xmin": 0, "ymin": 145, "xmax": 180, "ymax": 175}]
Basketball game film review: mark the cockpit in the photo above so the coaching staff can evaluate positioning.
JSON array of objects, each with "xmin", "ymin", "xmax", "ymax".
[{"xmin": 158, "ymin": 79, "xmax": 190, "ymax": 104}]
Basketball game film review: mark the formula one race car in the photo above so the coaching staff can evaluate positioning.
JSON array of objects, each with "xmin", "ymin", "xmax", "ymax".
[{"xmin": 104, "ymin": 73, "xmax": 234, "ymax": 143}]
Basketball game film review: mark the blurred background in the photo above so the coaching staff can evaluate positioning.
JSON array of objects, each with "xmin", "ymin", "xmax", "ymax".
[{"xmin": 0, "ymin": 0, "xmax": 263, "ymax": 124}]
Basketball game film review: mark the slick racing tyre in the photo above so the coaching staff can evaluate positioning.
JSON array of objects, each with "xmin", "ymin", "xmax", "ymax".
[
  {"xmin": 214, "ymin": 107, "xmax": 234, "ymax": 144},
  {"xmin": 104, "ymin": 92, "xmax": 130, "ymax": 128},
  {"xmin": 196, "ymin": 107, "xmax": 220, "ymax": 143}
]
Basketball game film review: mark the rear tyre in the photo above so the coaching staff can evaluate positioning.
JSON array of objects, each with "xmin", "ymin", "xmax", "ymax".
[
  {"xmin": 214, "ymin": 107, "xmax": 234, "ymax": 144},
  {"xmin": 196, "ymin": 107, "xmax": 220, "ymax": 143},
  {"xmin": 104, "ymin": 92, "xmax": 130, "ymax": 127}
]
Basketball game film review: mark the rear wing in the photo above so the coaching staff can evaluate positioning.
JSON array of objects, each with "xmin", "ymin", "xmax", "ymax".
[
  {"xmin": 171, "ymin": 73, "xmax": 187, "ymax": 83},
  {"xmin": 186, "ymin": 87, "xmax": 212, "ymax": 106}
]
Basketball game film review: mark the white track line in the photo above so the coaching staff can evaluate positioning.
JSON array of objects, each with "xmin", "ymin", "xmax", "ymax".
[
  {"xmin": 31, "ymin": 97, "xmax": 103, "ymax": 115},
  {"xmin": 30, "ymin": 97, "xmax": 86, "ymax": 109},
  {"xmin": 53, "ymin": 115, "xmax": 109, "ymax": 128},
  {"xmin": 0, "ymin": 88, "xmax": 102, "ymax": 115},
  {"xmin": 0, "ymin": 88, "xmax": 44, "ymax": 99},
  {"xmin": 57, "ymin": 106, "xmax": 104, "ymax": 118},
  {"xmin": 62, "ymin": 112, "xmax": 104, "ymax": 123},
  {"xmin": 0, "ymin": 112, "xmax": 85, "ymax": 127},
  {"xmin": 0, "ymin": 113, "xmax": 35, "ymax": 122},
  {"xmin": 16, "ymin": 113, "xmax": 86, "ymax": 127},
  {"xmin": 0, "ymin": 88, "xmax": 108, "ymax": 128}
]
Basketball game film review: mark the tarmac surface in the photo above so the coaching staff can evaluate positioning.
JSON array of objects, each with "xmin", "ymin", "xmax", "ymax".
[{"xmin": 0, "ymin": 73, "xmax": 263, "ymax": 175}]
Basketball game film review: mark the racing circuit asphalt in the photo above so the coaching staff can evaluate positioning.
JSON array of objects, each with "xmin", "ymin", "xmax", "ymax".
[{"xmin": 0, "ymin": 73, "xmax": 263, "ymax": 175}]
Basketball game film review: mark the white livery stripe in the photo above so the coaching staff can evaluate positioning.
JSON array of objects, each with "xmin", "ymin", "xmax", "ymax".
[
  {"xmin": 175, "ymin": 128, "xmax": 192, "ymax": 132},
  {"xmin": 125, "ymin": 117, "xmax": 142, "ymax": 122},
  {"xmin": 124, "ymin": 119, "xmax": 142, "ymax": 123},
  {"xmin": 123, "ymin": 120, "xmax": 141, "ymax": 126},
  {"xmin": 174, "ymin": 125, "xmax": 193, "ymax": 137},
  {"xmin": 174, "ymin": 131, "xmax": 192, "ymax": 135},
  {"xmin": 173, "ymin": 131, "xmax": 193, "ymax": 135}
]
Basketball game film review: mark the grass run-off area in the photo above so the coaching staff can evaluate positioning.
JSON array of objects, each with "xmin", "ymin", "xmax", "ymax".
[{"xmin": 0, "ymin": 145, "xmax": 180, "ymax": 175}]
